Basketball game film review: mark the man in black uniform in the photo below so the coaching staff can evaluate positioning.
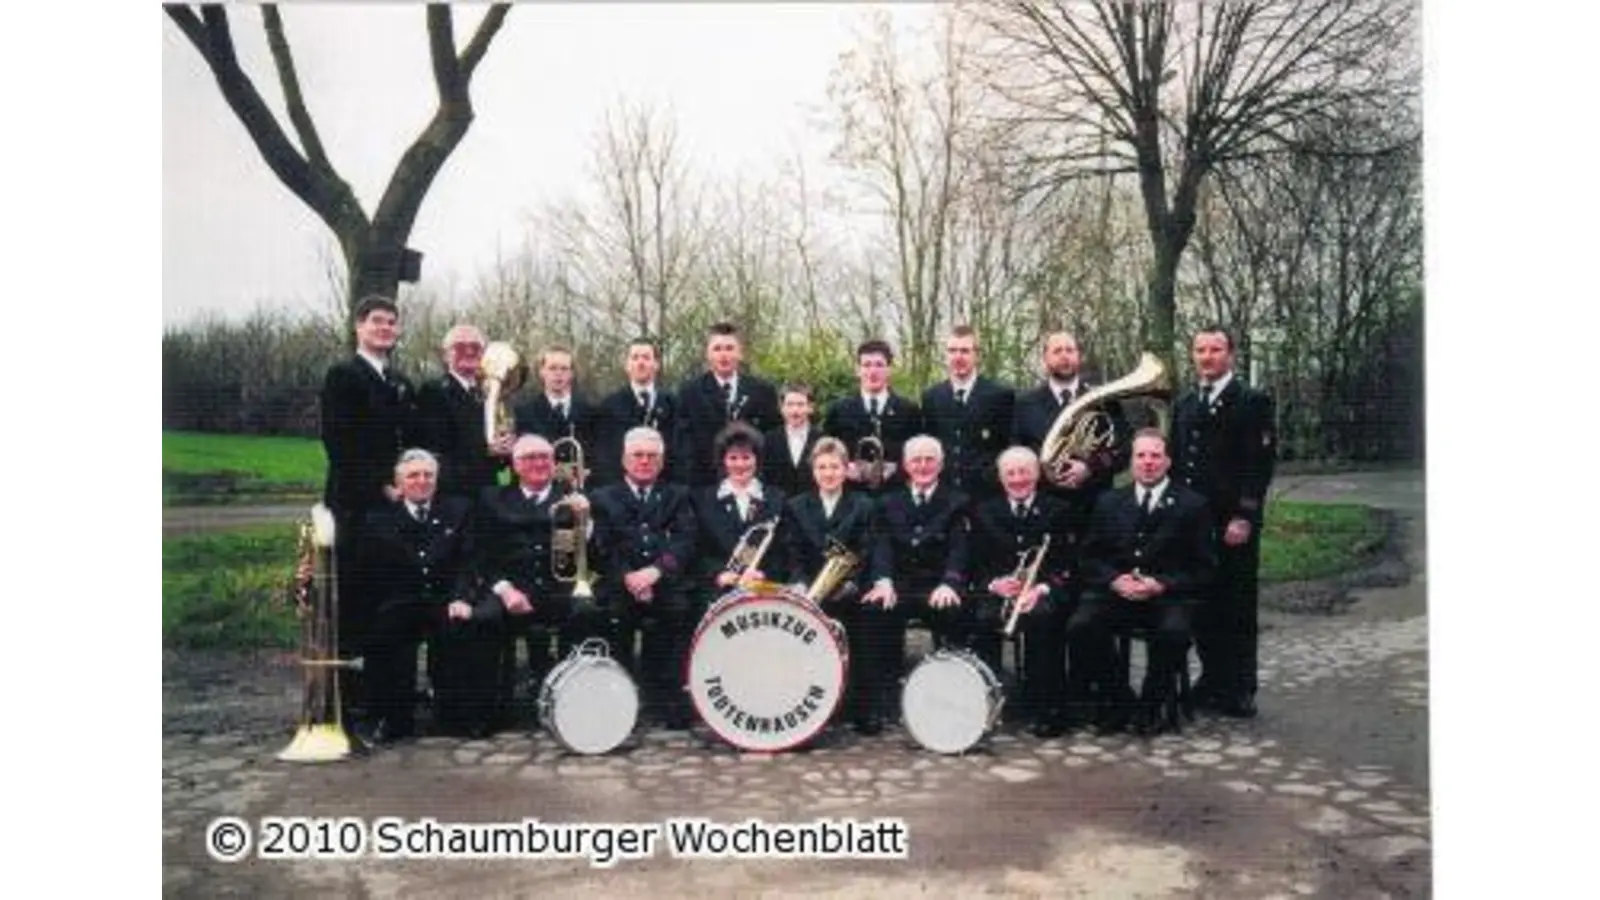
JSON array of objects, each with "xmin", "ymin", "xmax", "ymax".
[
  {"xmin": 593, "ymin": 338, "xmax": 678, "ymax": 488},
  {"xmin": 675, "ymin": 322, "xmax": 782, "ymax": 488},
  {"xmin": 472, "ymin": 434, "xmax": 607, "ymax": 734},
  {"xmin": 1069, "ymin": 429, "xmax": 1217, "ymax": 734},
  {"xmin": 319, "ymin": 295, "xmax": 416, "ymax": 709},
  {"xmin": 761, "ymin": 382, "xmax": 821, "ymax": 499},
  {"xmin": 1170, "ymin": 326, "xmax": 1277, "ymax": 718},
  {"xmin": 1011, "ymin": 330, "xmax": 1130, "ymax": 534},
  {"xmin": 921, "ymin": 325, "xmax": 1015, "ymax": 501},
  {"xmin": 968, "ymin": 447, "xmax": 1078, "ymax": 736},
  {"xmin": 777, "ymin": 437, "xmax": 893, "ymax": 734},
  {"xmin": 824, "ymin": 339, "xmax": 923, "ymax": 495},
  {"xmin": 875, "ymin": 435, "xmax": 972, "ymax": 659},
  {"xmin": 413, "ymin": 324, "xmax": 509, "ymax": 502},
  {"xmin": 588, "ymin": 427, "xmax": 699, "ymax": 729},
  {"xmin": 513, "ymin": 344, "xmax": 598, "ymax": 473},
  {"xmin": 356, "ymin": 449, "xmax": 482, "ymax": 743}
]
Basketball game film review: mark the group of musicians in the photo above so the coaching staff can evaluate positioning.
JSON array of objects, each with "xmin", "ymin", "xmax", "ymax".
[{"xmin": 318, "ymin": 295, "xmax": 1276, "ymax": 746}]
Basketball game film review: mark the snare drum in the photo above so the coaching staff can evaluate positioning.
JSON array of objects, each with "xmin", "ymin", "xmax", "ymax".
[
  {"xmin": 537, "ymin": 639, "xmax": 639, "ymax": 755},
  {"xmin": 900, "ymin": 649, "xmax": 1005, "ymax": 754},
  {"xmin": 686, "ymin": 583, "xmax": 849, "ymax": 752}
]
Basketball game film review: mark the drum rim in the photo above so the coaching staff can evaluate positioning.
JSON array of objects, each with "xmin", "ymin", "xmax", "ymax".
[
  {"xmin": 901, "ymin": 653, "xmax": 999, "ymax": 754},
  {"xmin": 685, "ymin": 585, "xmax": 848, "ymax": 753},
  {"xmin": 540, "ymin": 656, "xmax": 639, "ymax": 755}
]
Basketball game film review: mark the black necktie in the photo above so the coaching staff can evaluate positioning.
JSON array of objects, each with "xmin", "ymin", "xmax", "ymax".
[
  {"xmin": 1140, "ymin": 490, "xmax": 1154, "ymax": 515},
  {"xmin": 637, "ymin": 487, "xmax": 650, "ymax": 505},
  {"xmin": 869, "ymin": 397, "xmax": 881, "ymax": 417},
  {"xmin": 554, "ymin": 401, "xmax": 567, "ymax": 421},
  {"xmin": 1013, "ymin": 501, "xmax": 1026, "ymax": 518},
  {"xmin": 413, "ymin": 503, "xmax": 428, "ymax": 523},
  {"xmin": 916, "ymin": 490, "xmax": 927, "ymax": 507},
  {"xmin": 638, "ymin": 390, "xmax": 651, "ymax": 411},
  {"xmin": 1199, "ymin": 384, "xmax": 1213, "ymax": 406},
  {"xmin": 720, "ymin": 381, "xmax": 732, "ymax": 404},
  {"xmin": 954, "ymin": 387, "xmax": 967, "ymax": 405},
  {"xmin": 1059, "ymin": 387, "xmax": 1072, "ymax": 408}
]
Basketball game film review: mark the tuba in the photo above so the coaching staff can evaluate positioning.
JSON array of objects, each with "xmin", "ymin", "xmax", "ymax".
[
  {"xmin": 279, "ymin": 504, "xmax": 363, "ymax": 763},
  {"xmin": 550, "ymin": 493, "xmax": 596, "ymax": 601},
  {"xmin": 804, "ymin": 538, "xmax": 863, "ymax": 605},
  {"xmin": 1002, "ymin": 534, "xmax": 1051, "ymax": 638},
  {"xmin": 1038, "ymin": 352, "xmax": 1172, "ymax": 485},
  {"xmin": 479, "ymin": 341, "xmax": 527, "ymax": 452},
  {"xmin": 725, "ymin": 516, "xmax": 781, "ymax": 585}
]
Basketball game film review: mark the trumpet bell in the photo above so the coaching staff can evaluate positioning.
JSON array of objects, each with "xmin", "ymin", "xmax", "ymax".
[{"xmin": 277, "ymin": 723, "xmax": 362, "ymax": 763}]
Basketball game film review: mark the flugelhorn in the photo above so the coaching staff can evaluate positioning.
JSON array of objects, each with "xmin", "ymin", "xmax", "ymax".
[
  {"xmin": 480, "ymin": 341, "xmax": 527, "ymax": 452},
  {"xmin": 1002, "ymin": 534, "xmax": 1051, "ymax": 638},
  {"xmin": 550, "ymin": 493, "xmax": 596, "ymax": 601},
  {"xmin": 724, "ymin": 515, "xmax": 780, "ymax": 584},
  {"xmin": 1038, "ymin": 352, "xmax": 1171, "ymax": 485},
  {"xmin": 805, "ymin": 538, "xmax": 863, "ymax": 604},
  {"xmin": 279, "ymin": 504, "xmax": 363, "ymax": 763}
]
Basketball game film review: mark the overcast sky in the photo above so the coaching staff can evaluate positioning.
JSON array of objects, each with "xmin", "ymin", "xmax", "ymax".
[{"xmin": 162, "ymin": 2, "xmax": 930, "ymax": 326}]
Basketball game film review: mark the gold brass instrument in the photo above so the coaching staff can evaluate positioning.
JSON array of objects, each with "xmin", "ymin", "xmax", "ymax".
[
  {"xmin": 1038, "ymin": 352, "xmax": 1172, "ymax": 485},
  {"xmin": 1002, "ymin": 534, "xmax": 1051, "ymax": 638},
  {"xmin": 279, "ymin": 504, "xmax": 363, "ymax": 763},
  {"xmin": 805, "ymin": 538, "xmax": 863, "ymax": 604},
  {"xmin": 551, "ymin": 436, "xmax": 587, "ymax": 492},
  {"xmin": 724, "ymin": 516, "xmax": 780, "ymax": 584},
  {"xmin": 550, "ymin": 494, "xmax": 596, "ymax": 600},
  {"xmin": 857, "ymin": 421, "xmax": 889, "ymax": 490},
  {"xmin": 480, "ymin": 341, "xmax": 527, "ymax": 451}
]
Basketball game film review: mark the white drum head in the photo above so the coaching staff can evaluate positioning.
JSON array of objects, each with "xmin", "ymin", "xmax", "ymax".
[
  {"xmin": 687, "ymin": 586, "xmax": 847, "ymax": 752},
  {"xmin": 545, "ymin": 659, "xmax": 638, "ymax": 755},
  {"xmin": 902, "ymin": 653, "xmax": 997, "ymax": 754}
]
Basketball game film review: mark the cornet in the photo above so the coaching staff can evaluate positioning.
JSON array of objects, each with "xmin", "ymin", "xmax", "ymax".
[
  {"xmin": 856, "ymin": 424, "xmax": 889, "ymax": 491},
  {"xmin": 279, "ymin": 504, "xmax": 364, "ymax": 763},
  {"xmin": 1002, "ymin": 534, "xmax": 1051, "ymax": 638},
  {"xmin": 550, "ymin": 494, "xmax": 596, "ymax": 601},
  {"xmin": 479, "ymin": 341, "xmax": 527, "ymax": 452},
  {"xmin": 551, "ymin": 435, "xmax": 587, "ymax": 492},
  {"xmin": 724, "ymin": 516, "xmax": 780, "ymax": 586},
  {"xmin": 805, "ymin": 539, "xmax": 862, "ymax": 605}
]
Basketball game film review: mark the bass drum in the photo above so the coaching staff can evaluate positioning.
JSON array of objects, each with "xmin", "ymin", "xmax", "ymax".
[
  {"xmin": 686, "ymin": 583, "xmax": 848, "ymax": 752},
  {"xmin": 900, "ymin": 648, "xmax": 1005, "ymax": 754},
  {"xmin": 537, "ymin": 639, "xmax": 639, "ymax": 755}
]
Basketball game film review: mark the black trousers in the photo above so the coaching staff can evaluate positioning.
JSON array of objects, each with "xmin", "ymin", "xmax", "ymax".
[
  {"xmin": 603, "ymin": 584, "xmax": 699, "ymax": 720},
  {"xmin": 364, "ymin": 601, "xmax": 439, "ymax": 732},
  {"xmin": 898, "ymin": 579, "xmax": 975, "ymax": 653},
  {"xmin": 1067, "ymin": 593, "xmax": 1193, "ymax": 706},
  {"xmin": 493, "ymin": 590, "xmax": 608, "ymax": 725},
  {"xmin": 968, "ymin": 588, "xmax": 1069, "ymax": 722},
  {"xmin": 332, "ymin": 512, "xmax": 373, "ymax": 712},
  {"xmin": 1195, "ymin": 535, "xmax": 1262, "ymax": 702},
  {"xmin": 815, "ymin": 588, "xmax": 897, "ymax": 724}
]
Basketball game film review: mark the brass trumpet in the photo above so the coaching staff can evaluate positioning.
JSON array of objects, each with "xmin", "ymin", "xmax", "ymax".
[
  {"xmin": 1002, "ymin": 534, "xmax": 1051, "ymax": 638},
  {"xmin": 724, "ymin": 516, "xmax": 780, "ymax": 585},
  {"xmin": 805, "ymin": 538, "xmax": 863, "ymax": 605},
  {"xmin": 552, "ymin": 435, "xmax": 587, "ymax": 492},
  {"xmin": 1038, "ymin": 352, "xmax": 1171, "ymax": 485},
  {"xmin": 279, "ymin": 504, "xmax": 363, "ymax": 763},
  {"xmin": 550, "ymin": 494, "xmax": 596, "ymax": 601},
  {"xmin": 480, "ymin": 341, "xmax": 527, "ymax": 452}
]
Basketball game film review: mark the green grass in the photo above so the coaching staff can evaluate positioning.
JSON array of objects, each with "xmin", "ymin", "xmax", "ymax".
[
  {"xmin": 1260, "ymin": 501, "xmax": 1387, "ymax": 583},
  {"xmin": 163, "ymin": 525, "xmax": 301, "ymax": 649},
  {"xmin": 163, "ymin": 431, "xmax": 324, "ymax": 504}
]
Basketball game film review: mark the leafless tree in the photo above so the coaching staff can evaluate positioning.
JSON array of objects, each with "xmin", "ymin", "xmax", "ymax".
[
  {"xmin": 965, "ymin": 0, "xmax": 1418, "ymax": 366},
  {"xmin": 165, "ymin": 4, "xmax": 511, "ymax": 321}
]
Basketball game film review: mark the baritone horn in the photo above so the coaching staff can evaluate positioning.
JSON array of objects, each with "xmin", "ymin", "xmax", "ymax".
[
  {"xmin": 805, "ymin": 539, "xmax": 863, "ymax": 604},
  {"xmin": 279, "ymin": 503, "xmax": 363, "ymax": 763},
  {"xmin": 550, "ymin": 494, "xmax": 596, "ymax": 601},
  {"xmin": 1002, "ymin": 534, "xmax": 1051, "ymax": 638},
  {"xmin": 725, "ymin": 516, "xmax": 780, "ymax": 585},
  {"xmin": 1038, "ymin": 352, "xmax": 1172, "ymax": 485},
  {"xmin": 480, "ymin": 341, "xmax": 527, "ymax": 451}
]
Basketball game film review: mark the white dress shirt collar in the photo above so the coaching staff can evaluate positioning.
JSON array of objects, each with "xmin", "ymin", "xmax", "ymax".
[{"xmin": 356, "ymin": 348, "xmax": 388, "ymax": 375}]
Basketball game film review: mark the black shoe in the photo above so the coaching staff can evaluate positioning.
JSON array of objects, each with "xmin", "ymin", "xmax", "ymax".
[
  {"xmin": 1217, "ymin": 695, "xmax": 1258, "ymax": 719},
  {"xmin": 854, "ymin": 716, "xmax": 884, "ymax": 736},
  {"xmin": 664, "ymin": 709, "xmax": 696, "ymax": 731},
  {"xmin": 362, "ymin": 718, "xmax": 415, "ymax": 746},
  {"xmin": 1031, "ymin": 718, "xmax": 1067, "ymax": 739}
]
